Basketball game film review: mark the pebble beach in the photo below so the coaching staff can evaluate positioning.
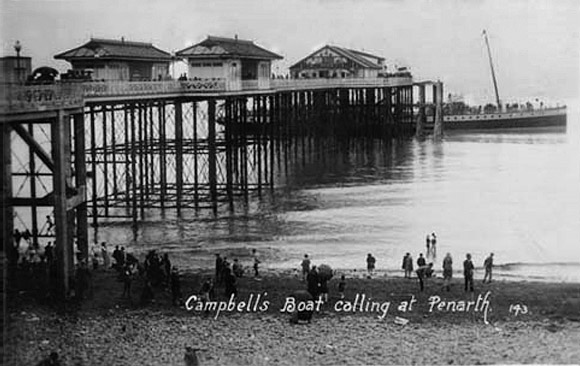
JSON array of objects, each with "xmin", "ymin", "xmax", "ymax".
[{"xmin": 5, "ymin": 268, "xmax": 580, "ymax": 365}]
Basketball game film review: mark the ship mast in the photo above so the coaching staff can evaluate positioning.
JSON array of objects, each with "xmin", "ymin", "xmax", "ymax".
[{"xmin": 483, "ymin": 29, "xmax": 501, "ymax": 111}]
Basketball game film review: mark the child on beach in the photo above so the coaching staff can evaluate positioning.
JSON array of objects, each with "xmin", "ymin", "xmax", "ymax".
[{"xmin": 338, "ymin": 275, "xmax": 346, "ymax": 299}]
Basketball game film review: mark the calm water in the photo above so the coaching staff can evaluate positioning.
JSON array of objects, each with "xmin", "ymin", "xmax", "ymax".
[{"xmin": 94, "ymin": 103, "xmax": 580, "ymax": 282}]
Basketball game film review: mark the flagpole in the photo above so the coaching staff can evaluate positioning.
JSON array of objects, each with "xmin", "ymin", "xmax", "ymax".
[{"xmin": 483, "ymin": 30, "xmax": 501, "ymax": 111}]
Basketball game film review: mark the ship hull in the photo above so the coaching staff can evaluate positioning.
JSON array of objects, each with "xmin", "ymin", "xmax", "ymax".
[{"xmin": 429, "ymin": 107, "xmax": 567, "ymax": 131}]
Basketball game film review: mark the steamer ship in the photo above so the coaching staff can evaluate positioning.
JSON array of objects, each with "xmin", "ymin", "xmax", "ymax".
[{"xmin": 431, "ymin": 30, "xmax": 567, "ymax": 131}]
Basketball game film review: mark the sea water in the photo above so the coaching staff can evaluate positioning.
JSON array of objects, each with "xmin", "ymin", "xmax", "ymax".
[
  {"xmin": 12, "ymin": 101, "xmax": 580, "ymax": 283},
  {"xmin": 91, "ymin": 100, "xmax": 580, "ymax": 283}
]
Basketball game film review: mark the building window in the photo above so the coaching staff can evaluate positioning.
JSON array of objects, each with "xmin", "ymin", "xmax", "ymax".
[
  {"xmin": 202, "ymin": 63, "xmax": 212, "ymax": 67},
  {"xmin": 191, "ymin": 63, "xmax": 202, "ymax": 67},
  {"xmin": 213, "ymin": 63, "xmax": 223, "ymax": 67}
]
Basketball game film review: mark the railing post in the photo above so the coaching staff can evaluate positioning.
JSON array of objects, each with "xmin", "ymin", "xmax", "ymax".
[{"xmin": 207, "ymin": 99, "xmax": 217, "ymax": 213}]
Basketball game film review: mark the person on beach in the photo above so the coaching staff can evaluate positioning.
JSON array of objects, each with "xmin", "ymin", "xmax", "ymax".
[
  {"xmin": 162, "ymin": 253, "xmax": 172, "ymax": 286},
  {"xmin": 122, "ymin": 263, "xmax": 134, "ymax": 299},
  {"xmin": 366, "ymin": 253, "xmax": 376, "ymax": 277},
  {"xmin": 45, "ymin": 215, "xmax": 54, "ymax": 235},
  {"xmin": 430, "ymin": 232, "xmax": 437, "ymax": 257},
  {"xmin": 252, "ymin": 249, "xmax": 261, "ymax": 277},
  {"xmin": 483, "ymin": 253, "xmax": 494, "ymax": 283},
  {"xmin": 301, "ymin": 254, "xmax": 311, "ymax": 282},
  {"xmin": 99, "ymin": 242, "xmax": 110, "ymax": 269},
  {"xmin": 215, "ymin": 254, "xmax": 223, "ymax": 284},
  {"xmin": 307, "ymin": 266, "xmax": 320, "ymax": 299},
  {"xmin": 200, "ymin": 278, "xmax": 215, "ymax": 303},
  {"xmin": 140, "ymin": 279, "xmax": 154, "ymax": 305},
  {"xmin": 426, "ymin": 234, "xmax": 431, "ymax": 257},
  {"xmin": 417, "ymin": 253, "xmax": 426, "ymax": 268},
  {"xmin": 417, "ymin": 263, "xmax": 433, "ymax": 292},
  {"xmin": 112, "ymin": 246, "xmax": 122, "ymax": 271},
  {"xmin": 338, "ymin": 275, "xmax": 346, "ymax": 299},
  {"xmin": 403, "ymin": 253, "xmax": 414, "ymax": 278},
  {"xmin": 224, "ymin": 268, "xmax": 237, "ymax": 297},
  {"xmin": 463, "ymin": 253, "xmax": 475, "ymax": 292},
  {"xmin": 319, "ymin": 275, "xmax": 329, "ymax": 303},
  {"xmin": 442, "ymin": 252, "xmax": 453, "ymax": 291},
  {"xmin": 232, "ymin": 259, "xmax": 244, "ymax": 277},
  {"xmin": 170, "ymin": 266, "xmax": 182, "ymax": 306}
]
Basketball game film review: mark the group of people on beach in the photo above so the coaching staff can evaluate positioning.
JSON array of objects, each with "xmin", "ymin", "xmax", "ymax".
[
  {"xmin": 399, "ymin": 232, "xmax": 495, "ymax": 292},
  {"xmin": 301, "ymin": 254, "xmax": 343, "ymax": 303}
]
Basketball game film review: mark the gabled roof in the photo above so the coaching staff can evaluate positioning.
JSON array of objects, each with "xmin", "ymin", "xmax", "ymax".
[
  {"xmin": 54, "ymin": 38, "xmax": 172, "ymax": 62},
  {"xmin": 176, "ymin": 36, "xmax": 283, "ymax": 60},
  {"xmin": 289, "ymin": 45, "xmax": 383, "ymax": 70}
]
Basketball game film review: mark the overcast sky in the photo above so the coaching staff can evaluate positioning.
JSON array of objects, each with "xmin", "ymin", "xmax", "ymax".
[{"xmin": 1, "ymin": 0, "xmax": 578, "ymax": 104}]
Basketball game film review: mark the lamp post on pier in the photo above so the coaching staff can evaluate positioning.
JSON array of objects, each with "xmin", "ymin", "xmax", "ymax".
[{"xmin": 14, "ymin": 40, "xmax": 22, "ymax": 84}]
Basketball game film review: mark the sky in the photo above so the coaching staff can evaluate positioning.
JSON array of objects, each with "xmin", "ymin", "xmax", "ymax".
[{"xmin": 1, "ymin": 0, "xmax": 579, "ymax": 104}]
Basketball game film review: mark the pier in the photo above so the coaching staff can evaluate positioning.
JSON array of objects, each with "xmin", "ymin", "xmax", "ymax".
[{"xmin": 1, "ymin": 78, "xmax": 444, "ymax": 297}]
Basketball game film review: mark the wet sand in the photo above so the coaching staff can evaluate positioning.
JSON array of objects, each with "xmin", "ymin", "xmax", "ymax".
[{"xmin": 5, "ymin": 268, "xmax": 580, "ymax": 365}]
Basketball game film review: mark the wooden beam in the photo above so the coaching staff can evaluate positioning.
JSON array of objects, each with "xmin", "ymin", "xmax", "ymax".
[{"xmin": 11, "ymin": 122, "xmax": 55, "ymax": 171}]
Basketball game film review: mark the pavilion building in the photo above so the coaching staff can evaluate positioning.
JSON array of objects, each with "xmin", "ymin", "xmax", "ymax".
[
  {"xmin": 176, "ymin": 35, "xmax": 283, "ymax": 91},
  {"xmin": 54, "ymin": 38, "xmax": 172, "ymax": 81},
  {"xmin": 289, "ymin": 45, "xmax": 385, "ymax": 79}
]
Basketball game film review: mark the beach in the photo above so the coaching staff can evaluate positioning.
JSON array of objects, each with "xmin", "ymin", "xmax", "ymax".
[{"xmin": 5, "ymin": 268, "xmax": 580, "ymax": 365}]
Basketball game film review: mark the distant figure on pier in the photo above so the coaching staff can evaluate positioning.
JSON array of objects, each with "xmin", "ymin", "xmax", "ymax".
[
  {"xmin": 483, "ymin": 253, "xmax": 494, "ymax": 283},
  {"xmin": 442, "ymin": 253, "xmax": 453, "ymax": 292},
  {"xmin": 402, "ymin": 253, "xmax": 414, "ymax": 278},
  {"xmin": 301, "ymin": 254, "xmax": 311, "ymax": 282},
  {"xmin": 215, "ymin": 254, "xmax": 223, "ymax": 284},
  {"xmin": 463, "ymin": 253, "xmax": 475, "ymax": 292},
  {"xmin": 252, "ymin": 249, "xmax": 261, "ymax": 277},
  {"xmin": 366, "ymin": 253, "xmax": 376, "ymax": 277}
]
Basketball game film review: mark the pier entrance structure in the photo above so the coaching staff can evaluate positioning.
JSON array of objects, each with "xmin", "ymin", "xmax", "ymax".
[{"xmin": 1, "ymin": 77, "xmax": 443, "ymax": 298}]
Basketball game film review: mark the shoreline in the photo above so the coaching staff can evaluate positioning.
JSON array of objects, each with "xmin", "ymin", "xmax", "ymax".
[{"xmin": 5, "ymin": 266, "xmax": 580, "ymax": 365}]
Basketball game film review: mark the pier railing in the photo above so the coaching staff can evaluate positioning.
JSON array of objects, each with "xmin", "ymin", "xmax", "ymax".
[{"xmin": 1, "ymin": 76, "xmax": 415, "ymax": 115}]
